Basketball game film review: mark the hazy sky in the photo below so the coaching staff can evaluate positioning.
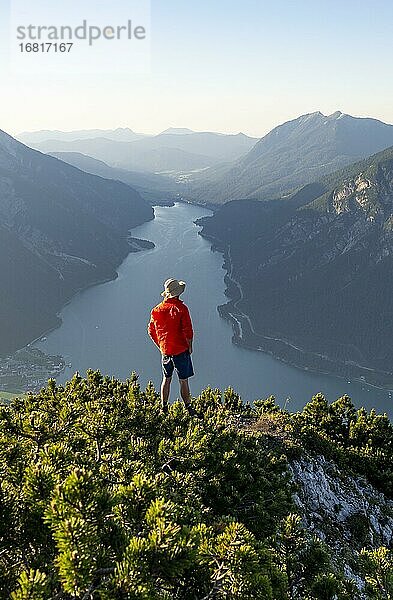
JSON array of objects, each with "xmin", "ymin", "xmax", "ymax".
[{"xmin": 2, "ymin": 0, "xmax": 393, "ymax": 137}]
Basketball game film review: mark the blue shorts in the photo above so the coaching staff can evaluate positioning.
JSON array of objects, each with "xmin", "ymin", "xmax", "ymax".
[{"xmin": 162, "ymin": 350, "xmax": 194, "ymax": 380}]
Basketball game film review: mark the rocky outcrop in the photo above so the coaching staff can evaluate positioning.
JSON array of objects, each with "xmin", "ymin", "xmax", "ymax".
[
  {"xmin": 290, "ymin": 454, "xmax": 393, "ymax": 594},
  {"xmin": 332, "ymin": 175, "xmax": 375, "ymax": 216}
]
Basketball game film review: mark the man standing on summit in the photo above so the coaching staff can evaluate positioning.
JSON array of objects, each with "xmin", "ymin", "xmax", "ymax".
[{"xmin": 148, "ymin": 278, "xmax": 198, "ymax": 416}]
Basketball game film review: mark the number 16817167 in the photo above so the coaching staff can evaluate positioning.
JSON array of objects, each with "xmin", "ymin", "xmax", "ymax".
[{"xmin": 19, "ymin": 43, "xmax": 73, "ymax": 53}]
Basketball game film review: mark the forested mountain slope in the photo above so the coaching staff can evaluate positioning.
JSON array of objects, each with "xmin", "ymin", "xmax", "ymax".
[
  {"xmin": 49, "ymin": 151, "xmax": 179, "ymax": 201},
  {"xmin": 198, "ymin": 146, "xmax": 393, "ymax": 383},
  {"xmin": 0, "ymin": 130, "xmax": 153, "ymax": 356}
]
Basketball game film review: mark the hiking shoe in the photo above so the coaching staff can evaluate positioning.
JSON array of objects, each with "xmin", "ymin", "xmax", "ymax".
[
  {"xmin": 161, "ymin": 401, "xmax": 169, "ymax": 415},
  {"xmin": 185, "ymin": 403, "xmax": 202, "ymax": 419}
]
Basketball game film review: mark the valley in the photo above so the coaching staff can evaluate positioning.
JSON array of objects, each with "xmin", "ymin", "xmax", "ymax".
[{"xmin": 3, "ymin": 115, "xmax": 393, "ymax": 402}]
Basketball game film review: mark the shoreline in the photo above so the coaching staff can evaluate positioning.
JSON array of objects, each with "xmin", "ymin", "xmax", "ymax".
[
  {"xmin": 10, "ymin": 201, "xmax": 207, "ymax": 391},
  {"xmin": 1, "ymin": 230, "xmax": 156, "ymax": 393},
  {"xmin": 0, "ymin": 201, "xmax": 209, "ymax": 395},
  {"xmin": 200, "ymin": 230, "xmax": 393, "ymax": 394},
  {"xmin": 27, "ymin": 233, "xmax": 156, "ymax": 350}
]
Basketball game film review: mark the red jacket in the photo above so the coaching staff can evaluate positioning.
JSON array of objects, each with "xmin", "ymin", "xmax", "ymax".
[{"xmin": 148, "ymin": 297, "xmax": 193, "ymax": 356}]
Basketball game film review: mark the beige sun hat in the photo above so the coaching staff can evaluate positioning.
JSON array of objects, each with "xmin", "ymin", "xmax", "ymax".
[{"xmin": 161, "ymin": 278, "xmax": 186, "ymax": 298}]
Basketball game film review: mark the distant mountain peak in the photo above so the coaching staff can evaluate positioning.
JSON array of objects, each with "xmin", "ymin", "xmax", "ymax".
[
  {"xmin": 328, "ymin": 110, "xmax": 345, "ymax": 119},
  {"xmin": 113, "ymin": 127, "xmax": 137, "ymax": 133},
  {"xmin": 301, "ymin": 111, "xmax": 323, "ymax": 120},
  {"xmin": 300, "ymin": 110, "xmax": 347, "ymax": 122},
  {"xmin": 159, "ymin": 127, "xmax": 196, "ymax": 136}
]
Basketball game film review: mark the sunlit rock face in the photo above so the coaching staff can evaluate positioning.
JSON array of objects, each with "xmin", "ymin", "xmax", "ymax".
[{"xmin": 290, "ymin": 454, "xmax": 393, "ymax": 594}]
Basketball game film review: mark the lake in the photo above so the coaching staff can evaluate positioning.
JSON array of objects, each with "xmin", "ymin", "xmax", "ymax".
[{"xmin": 35, "ymin": 202, "xmax": 393, "ymax": 416}]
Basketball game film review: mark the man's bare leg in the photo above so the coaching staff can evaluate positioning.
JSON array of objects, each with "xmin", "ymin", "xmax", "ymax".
[
  {"xmin": 180, "ymin": 379, "xmax": 199, "ymax": 417},
  {"xmin": 161, "ymin": 375, "xmax": 171, "ymax": 410},
  {"xmin": 179, "ymin": 378, "xmax": 192, "ymax": 406}
]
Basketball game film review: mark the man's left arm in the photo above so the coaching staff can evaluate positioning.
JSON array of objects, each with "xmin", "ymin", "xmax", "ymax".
[{"xmin": 182, "ymin": 306, "xmax": 194, "ymax": 354}]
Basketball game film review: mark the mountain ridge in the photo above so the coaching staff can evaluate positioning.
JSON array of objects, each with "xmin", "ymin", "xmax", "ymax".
[
  {"xmin": 19, "ymin": 130, "xmax": 259, "ymax": 173},
  {"xmin": 17, "ymin": 127, "xmax": 147, "ymax": 144},
  {"xmin": 189, "ymin": 111, "xmax": 393, "ymax": 204}
]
